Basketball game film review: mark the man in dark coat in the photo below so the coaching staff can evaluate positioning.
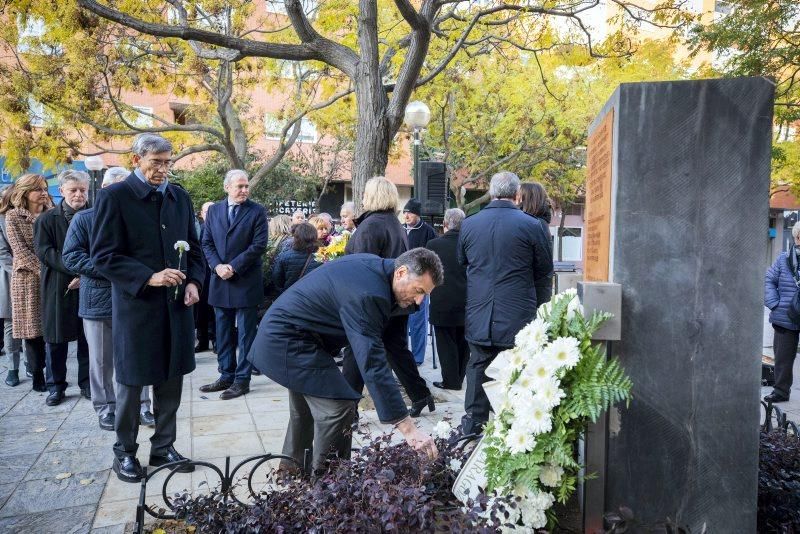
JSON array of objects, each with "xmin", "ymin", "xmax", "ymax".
[
  {"xmin": 62, "ymin": 167, "xmax": 154, "ymax": 431},
  {"xmin": 200, "ymin": 169, "xmax": 268, "ymax": 400},
  {"xmin": 34, "ymin": 169, "xmax": 90, "ymax": 406},
  {"xmin": 92, "ymin": 134, "xmax": 204, "ymax": 483},
  {"xmin": 247, "ymin": 249, "xmax": 442, "ymax": 471},
  {"xmin": 403, "ymin": 198, "xmax": 437, "ymax": 365},
  {"xmin": 194, "ymin": 201, "xmax": 216, "ymax": 353},
  {"xmin": 426, "ymin": 208, "xmax": 469, "ymax": 391},
  {"xmin": 458, "ymin": 172, "xmax": 554, "ymax": 435}
]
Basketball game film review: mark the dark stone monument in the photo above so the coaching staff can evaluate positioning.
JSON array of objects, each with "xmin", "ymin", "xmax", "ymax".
[{"xmin": 584, "ymin": 78, "xmax": 774, "ymax": 531}]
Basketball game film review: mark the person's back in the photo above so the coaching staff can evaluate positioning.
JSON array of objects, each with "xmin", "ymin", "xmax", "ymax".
[
  {"xmin": 345, "ymin": 210, "xmax": 407, "ymax": 259},
  {"xmin": 459, "ymin": 200, "xmax": 551, "ymax": 348}
]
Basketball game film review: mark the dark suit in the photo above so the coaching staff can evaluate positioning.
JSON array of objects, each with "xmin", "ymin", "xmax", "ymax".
[
  {"xmin": 426, "ymin": 230, "xmax": 469, "ymax": 389},
  {"xmin": 247, "ymin": 254, "xmax": 409, "ymax": 470},
  {"xmin": 194, "ymin": 222, "xmax": 215, "ymax": 350},
  {"xmin": 34, "ymin": 201, "xmax": 89, "ymax": 394},
  {"xmin": 92, "ymin": 173, "xmax": 204, "ymax": 460},
  {"xmin": 202, "ymin": 199, "xmax": 268, "ymax": 385},
  {"xmin": 458, "ymin": 199, "xmax": 553, "ymax": 433}
]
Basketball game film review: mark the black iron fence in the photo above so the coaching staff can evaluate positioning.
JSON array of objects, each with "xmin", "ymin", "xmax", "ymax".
[{"xmin": 761, "ymin": 400, "xmax": 799, "ymax": 435}]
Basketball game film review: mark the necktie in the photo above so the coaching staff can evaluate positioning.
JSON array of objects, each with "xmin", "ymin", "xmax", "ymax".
[{"xmin": 228, "ymin": 204, "xmax": 238, "ymax": 225}]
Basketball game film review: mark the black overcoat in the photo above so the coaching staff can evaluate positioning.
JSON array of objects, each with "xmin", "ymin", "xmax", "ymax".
[
  {"xmin": 91, "ymin": 174, "xmax": 204, "ymax": 386},
  {"xmin": 426, "ymin": 230, "xmax": 466, "ymax": 327},
  {"xmin": 458, "ymin": 199, "xmax": 553, "ymax": 348},
  {"xmin": 344, "ymin": 210, "xmax": 408, "ymax": 259},
  {"xmin": 34, "ymin": 201, "xmax": 83, "ymax": 344},
  {"xmin": 201, "ymin": 199, "xmax": 268, "ymax": 309},
  {"xmin": 247, "ymin": 254, "xmax": 409, "ymax": 424}
]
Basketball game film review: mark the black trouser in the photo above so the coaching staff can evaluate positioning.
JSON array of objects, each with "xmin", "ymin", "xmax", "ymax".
[
  {"xmin": 773, "ymin": 324, "xmax": 799, "ymax": 398},
  {"xmin": 45, "ymin": 328, "xmax": 90, "ymax": 394},
  {"xmin": 24, "ymin": 336, "xmax": 46, "ymax": 388},
  {"xmin": 195, "ymin": 300, "xmax": 215, "ymax": 348},
  {"xmin": 342, "ymin": 315, "xmax": 431, "ymax": 403},
  {"xmin": 461, "ymin": 343, "xmax": 503, "ymax": 435},
  {"xmin": 434, "ymin": 325, "xmax": 470, "ymax": 389},
  {"xmin": 114, "ymin": 375, "xmax": 183, "ymax": 460}
]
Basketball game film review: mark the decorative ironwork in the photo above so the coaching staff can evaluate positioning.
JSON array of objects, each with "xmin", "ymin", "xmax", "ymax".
[
  {"xmin": 761, "ymin": 400, "xmax": 798, "ymax": 435},
  {"xmin": 133, "ymin": 453, "xmax": 302, "ymax": 534}
]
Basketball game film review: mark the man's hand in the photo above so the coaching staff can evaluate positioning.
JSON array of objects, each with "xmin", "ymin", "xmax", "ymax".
[
  {"xmin": 184, "ymin": 282, "xmax": 200, "ymax": 306},
  {"xmin": 215, "ymin": 264, "xmax": 234, "ymax": 280},
  {"xmin": 148, "ymin": 269, "xmax": 185, "ymax": 287},
  {"xmin": 395, "ymin": 416, "xmax": 438, "ymax": 459},
  {"xmin": 67, "ymin": 277, "xmax": 80, "ymax": 290}
]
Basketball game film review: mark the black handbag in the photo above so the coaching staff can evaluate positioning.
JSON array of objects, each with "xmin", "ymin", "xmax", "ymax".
[{"xmin": 786, "ymin": 246, "xmax": 800, "ymax": 325}]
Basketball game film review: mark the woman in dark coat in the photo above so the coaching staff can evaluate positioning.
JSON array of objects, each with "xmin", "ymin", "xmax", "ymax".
[
  {"xmin": 343, "ymin": 176, "xmax": 434, "ymax": 417},
  {"xmin": 272, "ymin": 222, "xmax": 322, "ymax": 295},
  {"xmin": 764, "ymin": 224, "xmax": 800, "ymax": 403},
  {"xmin": 518, "ymin": 182, "xmax": 554, "ymax": 307},
  {"xmin": 5, "ymin": 174, "xmax": 51, "ymax": 392}
]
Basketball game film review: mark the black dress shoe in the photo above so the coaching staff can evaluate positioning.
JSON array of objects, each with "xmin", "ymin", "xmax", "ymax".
[
  {"xmin": 80, "ymin": 388, "xmax": 91, "ymax": 400},
  {"xmin": 251, "ymin": 368, "xmax": 261, "ymax": 376},
  {"xmin": 99, "ymin": 413, "xmax": 115, "ymax": 431},
  {"xmin": 113, "ymin": 455, "xmax": 144, "ymax": 483},
  {"xmin": 46, "ymin": 391, "xmax": 64, "ymax": 406},
  {"xmin": 139, "ymin": 411, "xmax": 155, "ymax": 426},
  {"xmin": 219, "ymin": 383, "xmax": 249, "ymax": 400},
  {"xmin": 409, "ymin": 395, "xmax": 435, "ymax": 418},
  {"xmin": 199, "ymin": 379, "xmax": 232, "ymax": 393},
  {"xmin": 765, "ymin": 392, "xmax": 790, "ymax": 403},
  {"xmin": 150, "ymin": 447, "xmax": 195, "ymax": 473},
  {"xmin": 32, "ymin": 382, "xmax": 47, "ymax": 393},
  {"xmin": 433, "ymin": 381, "xmax": 462, "ymax": 391}
]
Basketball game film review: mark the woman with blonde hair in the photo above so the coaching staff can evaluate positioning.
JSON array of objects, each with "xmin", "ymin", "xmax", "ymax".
[
  {"xmin": 308, "ymin": 215, "xmax": 332, "ymax": 245},
  {"xmin": 5, "ymin": 174, "xmax": 51, "ymax": 391},
  {"xmin": 343, "ymin": 176, "xmax": 435, "ymax": 417},
  {"xmin": 0, "ymin": 185, "xmax": 22, "ymax": 386}
]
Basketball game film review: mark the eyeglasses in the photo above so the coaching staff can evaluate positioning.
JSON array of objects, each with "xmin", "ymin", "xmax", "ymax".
[{"xmin": 147, "ymin": 159, "xmax": 173, "ymax": 170}]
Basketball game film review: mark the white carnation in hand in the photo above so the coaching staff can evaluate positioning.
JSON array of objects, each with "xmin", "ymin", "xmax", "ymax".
[
  {"xmin": 543, "ymin": 337, "xmax": 581, "ymax": 370},
  {"xmin": 433, "ymin": 420, "xmax": 452, "ymax": 440},
  {"xmin": 538, "ymin": 464, "xmax": 564, "ymax": 487},
  {"xmin": 504, "ymin": 423, "xmax": 536, "ymax": 454},
  {"xmin": 173, "ymin": 240, "xmax": 190, "ymax": 252}
]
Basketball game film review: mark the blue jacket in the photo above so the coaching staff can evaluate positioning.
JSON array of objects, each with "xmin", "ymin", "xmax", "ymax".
[
  {"xmin": 765, "ymin": 250, "xmax": 800, "ymax": 330},
  {"xmin": 62, "ymin": 208, "xmax": 111, "ymax": 320},
  {"xmin": 202, "ymin": 199, "xmax": 268, "ymax": 309},
  {"xmin": 458, "ymin": 199, "xmax": 554, "ymax": 347},
  {"xmin": 271, "ymin": 248, "xmax": 321, "ymax": 295},
  {"xmin": 247, "ymin": 254, "xmax": 409, "ymax": 424}
]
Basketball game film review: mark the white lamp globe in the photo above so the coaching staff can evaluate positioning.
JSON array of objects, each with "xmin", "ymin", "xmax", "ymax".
[
  {"xmin": 84, "ymin": 155, "xmax": 104, "ymax": 171},
  {"xmin": 404, "ymin": 101, "xmax": 431, "ymax": 130}
]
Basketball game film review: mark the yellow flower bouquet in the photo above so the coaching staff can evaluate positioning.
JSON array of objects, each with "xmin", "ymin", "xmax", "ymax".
[{"xmin": 315, "ymin": 230, "xmax": 350, "ymax": 263}]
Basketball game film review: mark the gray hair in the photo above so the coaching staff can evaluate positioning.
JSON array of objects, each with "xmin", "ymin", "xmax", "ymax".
[
  {"xmin": 131, "ymin": 133, "xmax": 172, "ymax": 157},
  {"xmin": 443, "ymin": 208, "xmax": 465, "ymax": 231},
  {"xmin": 102, "ymin": 166, "xmax": 129, "ymax": 186},
  {"xmin": 395, "ymin": 247, "xmax": 444, "ymax": 287},
  {"xmin": 793, "ymin": 221, "xmax": 800, "ymax": 239},
  {"xmin": 224, "ymin": 169, "xmax": 248, "ymax": 186},
  {"xmin": 340, "ymin": 201, "xmax": 355, "ymax": 215},
  {"xmin": 57, "ymin": 169, "xmax": 89, "ymax": 186},
  {"xmin": 489, "ymin": 171, "xmax": 520, "ymax": 200}
]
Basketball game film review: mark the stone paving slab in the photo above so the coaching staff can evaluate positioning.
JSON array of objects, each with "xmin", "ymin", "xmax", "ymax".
[
  {"xmin": 0, "ymin": 503, "xmax": 97, "ymax": 533},
  {"xmin": 0, "ymin": 469, "xmax": 108, "ymax": 517}
]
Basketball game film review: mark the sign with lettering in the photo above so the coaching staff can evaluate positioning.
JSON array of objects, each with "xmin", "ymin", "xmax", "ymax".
[
  {"xmin": 584, "ymin": 109, "xmax": 614, "ymax": 282},
  {"xmin": 271, "ymin": 200, "xmax": 317, "ymax": 217},
  {"xmin": 452, "ymin": 437, "xmax": 488, "ymax": 504}
]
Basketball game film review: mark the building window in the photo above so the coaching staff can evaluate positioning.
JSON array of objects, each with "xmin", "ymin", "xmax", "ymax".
[
  {"xmin": 28, "ymin": 98, "xmax": 46, "ymax": 127},
  {"xmin": 265, "ymin": 114, "xmax": 318, "ymax": 143},
  {"xmin": 126, "ymin": 106, "xmax": 154, "ymax": 128},
  {"xmin": 17, "ymin": 16, "xmax": 45, "ymax": 53},
  {"xmin": 551, "ymin": 227, "xmax": 583, "ymax": 262},
  {"xmin": 715, "ymin": 1, "xmax": 733, "ymax": 15}
]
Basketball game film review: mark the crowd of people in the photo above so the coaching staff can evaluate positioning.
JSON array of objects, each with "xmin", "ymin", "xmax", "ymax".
[{"xmin": 1, "ymin": 132, "xmax": 555, "ymax": 481}]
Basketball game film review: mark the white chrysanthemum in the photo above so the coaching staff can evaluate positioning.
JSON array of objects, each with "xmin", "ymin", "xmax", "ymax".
[
  {"xmin": 543, "ymin": 337, "xmax": 581, "ymax": 370},
  {"xmin": 519, "ymin": 491, "xmax": 555, "ymax": 529},
  {"xmin": 514, "ymin": 397, "xmax": 553, "ymax": 435},
  {"xmin": 523, "ymin": 357, "xmax": 555, "ymax": 383},
  {"xmin": 449, "ymin": 458, "xmax": 462, "ymax": 472},
  {"xmin": 534, "ymin": 377, "xmax": 565, "ymax": 409},
  {"xmin": 507, "ymin": 347, "xmax": 527, "ymax": 369},
  {"xmin": 504, "ymin": 423, "xmax": 536, "ymax": 454},
  {"xmin": 539, "ymin": 464, "xmax": 564, "ymax": 487},
  {"xmin": 508, "ymin": 387, "xmax": 535, "ymax": 411},
  {"xmin": 515, "ymin": 317, "xmax": 550, "ymax": 353},
  {"xmin": 433, "ymin": 420, "xmax": 452, "ymax": 440},
  {"xmin": 510, "ymin": 370, "xmax": 535, "ymax": 394}
]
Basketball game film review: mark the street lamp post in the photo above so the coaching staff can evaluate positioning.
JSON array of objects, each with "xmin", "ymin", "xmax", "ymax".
[
  {"xmin": 403, "ymin": 101, "xmax": 431, "ymax": 198},
  {"xmin": 84, "ymin": 155, "xmax": 104, "ymax": 206}
]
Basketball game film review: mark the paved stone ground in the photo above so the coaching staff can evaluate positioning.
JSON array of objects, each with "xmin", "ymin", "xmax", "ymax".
[
  {"xmin": 0, "ymin": 339, "xmax": 462, "ymax": 533},
  {"xmin": 0, "ymin": 310, "xmax": 796, "ymax": 533}
]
